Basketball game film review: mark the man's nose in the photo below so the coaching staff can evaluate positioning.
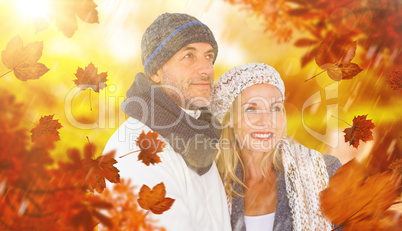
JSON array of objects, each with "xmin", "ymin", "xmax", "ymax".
[{"xmin": 197, "ymin": 57, "xmax": 214, "ymax": 78}]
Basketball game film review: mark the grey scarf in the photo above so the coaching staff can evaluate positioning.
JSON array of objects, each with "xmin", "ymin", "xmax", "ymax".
[{"xmin": 121, "ymin": 73, "xmax": 221, "ymax": 175}]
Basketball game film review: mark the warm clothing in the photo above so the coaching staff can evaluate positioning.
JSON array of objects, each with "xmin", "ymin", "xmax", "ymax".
[
  {"xmin": 230, "ymin": 144, "xmax": 342, "ymax": 231},
  {"xmin": 103, "ymin": 73, "xmax": 231, "ymax": 231},
  {"xmin": 120, "ymin": 73, "xmax": 221, "ymax": 175}
]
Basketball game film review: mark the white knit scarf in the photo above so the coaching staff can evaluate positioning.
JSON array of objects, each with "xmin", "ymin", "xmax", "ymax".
[{"xmin": 280, "ymin": 137, "xmax": 332, "ymax": 231}]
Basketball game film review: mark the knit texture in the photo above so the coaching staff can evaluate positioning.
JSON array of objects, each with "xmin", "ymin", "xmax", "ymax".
[
  {"xmin": 230, "ymin": 137, "xmax": 341, "ymax": 231},
  {"xmin": 141, "ymin": 13, "xmax": 218, "ymax": 77},
  {"xmin": 121, "ymin": 73, "xmax": 221, "ymax": 175}
]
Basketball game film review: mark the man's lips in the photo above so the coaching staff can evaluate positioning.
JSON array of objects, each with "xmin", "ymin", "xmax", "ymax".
[
  {"xmin": 250, "ymin": 132, "xmax": 274, "ymax": 141},
  {"xmin": 192, "ymin": 82, "xmax": 211, "ymax": 88}
]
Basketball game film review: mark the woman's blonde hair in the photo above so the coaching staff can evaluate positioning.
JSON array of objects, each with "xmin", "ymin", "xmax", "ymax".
[{"xmin": 216, "ymin": 96, "xmax": 287, "ymax": 202}]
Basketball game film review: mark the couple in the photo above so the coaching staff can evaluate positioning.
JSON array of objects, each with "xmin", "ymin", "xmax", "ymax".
[{"xmin": 103, "ymin": 13, "xmax": 341, "ymax": 231}]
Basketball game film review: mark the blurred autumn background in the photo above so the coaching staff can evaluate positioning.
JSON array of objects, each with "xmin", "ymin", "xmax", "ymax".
[{"xmin": 0, "ymin": 0, "xmax": 401, "ymax": 230}]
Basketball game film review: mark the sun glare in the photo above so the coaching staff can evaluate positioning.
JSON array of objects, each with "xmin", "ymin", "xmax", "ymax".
[{"xmin": 16, "ymin": 0, "xmax": 49, "ymax": 18}]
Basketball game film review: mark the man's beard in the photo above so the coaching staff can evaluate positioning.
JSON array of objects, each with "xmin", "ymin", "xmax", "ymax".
[{"xmin": 160, "ymin": 70, "xmax": 212, "ymax": 110}]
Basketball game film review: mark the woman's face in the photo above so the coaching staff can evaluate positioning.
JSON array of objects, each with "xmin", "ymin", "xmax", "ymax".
[{"xmin": 232, "ymin": 84, "xmax": 286, "ymax": 154}]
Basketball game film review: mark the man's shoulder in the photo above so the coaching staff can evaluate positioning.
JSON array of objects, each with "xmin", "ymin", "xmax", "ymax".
[{"xmin": 103, "ymin": 117, "xmax": 152, "ymax": 154}]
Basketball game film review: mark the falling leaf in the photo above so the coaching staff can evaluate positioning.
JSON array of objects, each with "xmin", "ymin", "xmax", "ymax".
[
  {"xmin": 81, "ymin": 143, "xmax": 120, "ymax": 193},
  {"xmin": 34, "ymin": 0, "xmax": 99, "ymax": 38},
  {"xmin": 74, "ymin": 62, "xmax": 108, "ymax": 93},
  {"xmin": 387, "ymin": 66, "xmax": 402, "ymax": 90},
  {"xmin": 30, "ymin": 115, "xmax": 62, "ymax": 149},
  {"xmin": 389, "ymin": 159, "xmax": 402, "ymax": 175},
  {"xmin": 294, "ymin": 38, "xmax": 319, "ymax": 47},
  {"xmin": 135, "ymin": 131, "xmax": 166, "ymax": 166},
  {"xmin": 137, "ymin": 182, "xmax": 175, "ymax": 215},
  {"xmin": 1, "ymin": 36, "xmax": 49, "ymax": 81},
  {"xmin": 312, "ymin": 33, "xmax": 363, "ymax": 81},
  {"xmin": 344, "ymin": 115, "xmax": 375, "ymax": 149},
  {"xmin": 320, "ymin": 160, "xmax": 400, "ymax": 230}
]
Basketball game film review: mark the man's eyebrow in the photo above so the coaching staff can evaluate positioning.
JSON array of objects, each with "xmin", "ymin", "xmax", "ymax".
[
  {"xmin": 181, "ymin": 46, "xmax": 216, "ymax": 54},
  {"xmin": 182, "ymin": 46, "xmax": 196, "ymax": 51}
]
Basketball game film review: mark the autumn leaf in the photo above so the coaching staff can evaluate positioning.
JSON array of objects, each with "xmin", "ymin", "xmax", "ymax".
[
  {"xmin": 387, "ymin": 66, "xmax": 402, "ymax": 90},
  {"xmin": 34, "ymin": 0, "xmax": 99, "ymax": 38},
  {"xmin": 81, "ymin": 143, "xmax": 120, "ymax": 193},
  {"xmin": 1, "ymin": 36, "xmax": 49, "ymax": 81},
  {"xmin": 389, "ymin": 159, "xmax": 402, "ymax": 176},
  {"xmin": 136, "ymin": 131, "xmax": 166, "ymax": 166},
  {"xmin": 30, "ymin": 114, "xmax": 62, "ymax": 149},
  {"xmin": 137, "ymin": 182, "xmax": 175, "ymax": 215},
  {"xmin": 74, "ymin": 62, "xmax": 108, "ymax": 93},
  {"xmin": 308, "ymin": 33, "xmax": 363, "ymax": 81},
  {"xmin": 343, "ymin": 115, "xmax": 375, "ymax": 149},
  {"xmin": 320, "ymin": 160, "xmax": 400, "ymax": 230},
  {"xmin": 74, "ymin": 62, "xmax": 108, "ymax": 111}
]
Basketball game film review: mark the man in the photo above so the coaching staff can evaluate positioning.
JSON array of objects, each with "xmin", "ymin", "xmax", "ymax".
[{"xmin": 103, "ymin": 13, "xmax": 231, "ymax": 231}]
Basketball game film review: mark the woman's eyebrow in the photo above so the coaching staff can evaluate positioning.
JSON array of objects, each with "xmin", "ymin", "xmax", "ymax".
[{"xmin": 241, "ymin": 102, "xmax": 257, "ymax": 107}]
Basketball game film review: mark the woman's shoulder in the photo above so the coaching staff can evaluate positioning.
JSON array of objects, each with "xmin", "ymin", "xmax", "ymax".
[{"xmin": 322, "ymin": 154, "xmax": 342, "ymax": 177}]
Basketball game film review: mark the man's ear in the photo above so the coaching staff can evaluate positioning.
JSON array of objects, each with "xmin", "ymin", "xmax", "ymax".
[{"xmin": 150, "ymin": 69, "xmax": 162, "ymax": 84}]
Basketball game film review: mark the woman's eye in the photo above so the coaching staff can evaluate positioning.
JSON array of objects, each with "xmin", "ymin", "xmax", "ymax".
[
  {"xmin": 271, "ymin": 106, "xmax": 281, "ymax": 112},
  {"xmin": 245, "ymin": 107, "xmax": 256, "ymax": 112}
]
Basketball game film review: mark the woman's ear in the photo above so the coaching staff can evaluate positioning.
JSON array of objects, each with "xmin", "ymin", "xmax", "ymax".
[{"xmin": 150, "ymin": 69, "xmax": 162, "ymax": 84}]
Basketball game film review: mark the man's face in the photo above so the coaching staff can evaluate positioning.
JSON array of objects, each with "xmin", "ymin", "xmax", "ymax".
[{"xmin": 155, "ymin": 43, "xmax": 216, "ymax": 110}]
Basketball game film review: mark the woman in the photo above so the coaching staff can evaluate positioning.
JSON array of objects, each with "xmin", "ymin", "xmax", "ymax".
[{"xmin": 210, "ymin": 63, "xmax": 341, "ymax": 231}]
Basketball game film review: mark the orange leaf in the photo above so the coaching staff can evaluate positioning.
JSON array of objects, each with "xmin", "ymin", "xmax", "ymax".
[
  {"xmin": 137, "ymin": 182, "xmax": 175, "ymax": 215},
  {"xmin": 389, "ymin": 159, "xmax": 402, "ymax": 175},
  {"xmin": 294, "ymin": 38, "xmax": 319, "ymax": 47},
  {"xmin": 326, "ymin": 63, "xmax": 363, "ymax": 81},
  {"xmin": 387, "ymin": 66, "xmax": 402, "ymax": 90},
  {"xmin": 1, "ymin": 36, "xmax": 49, "ymax": 81},
  {"xmin": 320, "ymin": 160, "xmax": 400, "ymax": 229},
  {"xmin": 74, "ymin": 62, "xmax": 108, "ymax": 93},
  {"xmin": 30, "ymin": 114, "xmax": 62, "ymax": 149},
  {"xmin": 315, "ymin": 34, "xmax": 357, "ymax": 67},
  {"xmin": 343, "ymin": 115, "xmax": 375, "ymax": 149},
  {"xmin": 136, "ymin": 131, "xmax": 166, "ymax": 166},
  {"xmin": 313, "ymin": 33, "xmax": 363, "ymax": 81},
  {"xmin": 81, "ymin": 143, "xmax": 120, "ymax": 193},
  {"xmin": 37, "ymin": 0, "xmax": 99, "ymax": 38}
]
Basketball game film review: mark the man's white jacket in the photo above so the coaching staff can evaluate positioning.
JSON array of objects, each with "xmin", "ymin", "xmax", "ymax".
[{"xmin": 103, "ymin": 116, "xmax": 231, "ymax": 231}]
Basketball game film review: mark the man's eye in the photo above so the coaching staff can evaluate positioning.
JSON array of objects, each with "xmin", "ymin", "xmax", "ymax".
[
  {"xmin": 184, "ymin": 53, "xmax": 193, "ymax": 58},
  {"xmin": 206, "ymin": 54, "xmax": 214, "ymax": 59}
]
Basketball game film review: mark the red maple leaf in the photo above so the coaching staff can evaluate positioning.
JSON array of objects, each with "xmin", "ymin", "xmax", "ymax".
[
  {"xmin": 136, "ymin": 131, "xmax": 166, "ymax": 166},
  {"xmin": 137, "ymin": 182, "xmax": 175, "ymax": 215},
  {"xmin": 30, "ymin": 114, "xmax": 62, "ymax": 149},
  {"xmin": 387, "ymin": 66, "xmax": 402, "ymax": 90},
  {"xmin": 309, "ymin": 33, "xmax": 363, "ymax": 81},
  {"xmin": 343, "ymin": 115, "xmax": 375, "ymax": 149},
  {"xmin": 74, "ymin": 62, "xmax": 108, "ymax": 93},
  {"xmin": 1, "ymin": 36, "xmax": 49, "ymax": 81}
]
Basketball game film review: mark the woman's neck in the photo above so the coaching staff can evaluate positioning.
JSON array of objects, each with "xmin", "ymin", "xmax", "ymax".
[{"xmin": 240, "ymin": 149, "xmax": 275, "ymax": 183}]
